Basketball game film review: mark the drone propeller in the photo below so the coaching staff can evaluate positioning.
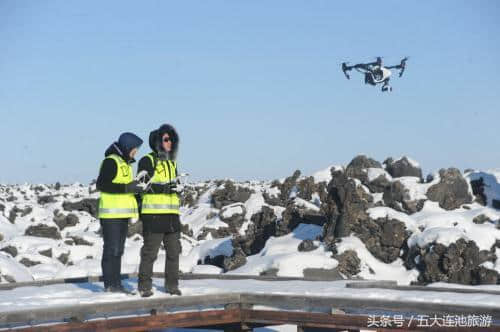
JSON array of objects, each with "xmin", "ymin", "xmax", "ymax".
[
  {"xmin": 341, "ymin": 62, "xmax": 351, "ymax": 79},
  {"xmin": 399, "ymin": 57, "xmax": 409, "ymax": 77}
]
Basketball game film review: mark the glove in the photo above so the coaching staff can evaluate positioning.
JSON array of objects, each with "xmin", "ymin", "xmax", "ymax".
[
  {"xmin": 164, "ymin": 182, "xmax": 178, "ymax": 194},
  {"xmin": 126, "ymin": 180, "xmax": 146, "ymax": 194}
]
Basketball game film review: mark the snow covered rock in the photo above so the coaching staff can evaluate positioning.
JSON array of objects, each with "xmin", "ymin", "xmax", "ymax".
[
  {"xmin": 205, "ymin": 245, "xmax": 247, "ymax": 272},
  {"xmin": 469, "ymin": 177, "xmax": 487, "ymax": 206},
  {"xmin": 277, "ymin": 201, "xmax": 326, "ymax": 237},
  {"xmin": 383, "ymin": 180, "xmax": 426, "ymax": 214},
  {"xmin": 298, "ymin": 239, "xmax": 318, "ymax": 252},
  {"xmin": 0, "ymin": 246, "xmax": 17, "ymax": 257},
  {"xmin": 366, "ymin": 169, "xmax": 392, "ymax": 193},
  {"xmin": 236, "ymin": 206, "xmax": 277, "ymax": 256},
  {"xmin": 24, "ymin": 224, "xmax": 62, "ymax": 240},
  {"xmin": 427, "ymin": 168, "xmax": 472, "ymax": 210},
  {"xmin": 53, "ymin": 212, "xmax": 79, "ymax": 230},
  {"xmin": 219, "ymin": 203, "xmax": 246, "ymax": 231},
  {"xmin": 334, "ymin": 249, "xmax": 361, "ymax": 278},
  {"xmin": 345, "ymin": 155, "xmax": 382, "ymax": 185},
  {"xmin": 211, "ymin": 181, "xmax": 253, "ymax": 209},
  {"xmin": 406, "ymin": 238, "xmax": 498, "ymax": 285},
  {"xmin": 264, "ymin": 170, "xmax": 301, "ymax": 206},
  {"xmin": 384, "ymin": 156, "xmax": 423, "ymax": 179},
  {"xmin": 321, "ymin": 169, "xmax": 373, "ymax": 243},
  {"xmin": 62, "ymin": 198, "xmax": 98, "ymax": 218}
]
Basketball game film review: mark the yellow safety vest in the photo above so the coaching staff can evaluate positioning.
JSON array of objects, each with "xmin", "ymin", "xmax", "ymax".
[
  {"xmin": 98, "ymin": 154, "xmax": 138, "ymax": 219},
  {"xmin": 141, "ymin": 153, "xmax": 180, "ymax": 215}
]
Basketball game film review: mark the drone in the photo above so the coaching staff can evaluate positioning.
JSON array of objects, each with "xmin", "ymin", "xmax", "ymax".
[{"xmin": 342, "ymin": 57, "xmax": 408, "ymax": 92}]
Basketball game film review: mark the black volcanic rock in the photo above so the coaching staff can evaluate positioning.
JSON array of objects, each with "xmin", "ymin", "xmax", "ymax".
[
  {"xmin": 345, "ymin": 155, "xmax": 382, "ymax": 185},
  {"xmin": 427, "ymin": 168, "xmax": 472, "ymax": 210},
  {"xmin": 406, "ymin": 238, "xmax": 496, "ymax": 285},
  {"xmin": 384, "ymin": 156, "xmax": 423, "ymax": 179},
  {"xmin": 62, "ymin": 199, "xmax": 98, "ymax": 218},
  {"xmin": 25, "ymin": 224, "xmax": 62, "ymax": 240},
  {"xmin": 334, "ymin": 250, "xmax": 361, "ymax": 278},
  {"xmin": 264, "ymin": 170, "xmax": 302, "ymax": 207},
  {"xmin": 211, "ymin": 181, "xmax": 252, "ymax": 209},
  {"xmin": 236, "ymin": 206, "xmax": 277, "ymax": 256},
  {"xmin": 0, "ymin": 246, "xmax": 17, "ymax": 257},
  {"xmin": 298, "ymin": 239, "xmax": 318, "ymax": 252},
  {"xmin": 469, "ymin": 177, "xmax": 487, "ymax": 206},
  {"xmin": 383, "ymin": 180, "xmax": 425, "ymax": 214}
]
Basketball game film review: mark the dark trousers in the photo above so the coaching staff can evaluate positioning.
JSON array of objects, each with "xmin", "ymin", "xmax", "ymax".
[
  {"xmin": 138, "ymin": 231, "xmax": 181, "ymax": 291},
  {"xmin": 100, "ymin": 219, "xmax": 128, "ymax": 288}
]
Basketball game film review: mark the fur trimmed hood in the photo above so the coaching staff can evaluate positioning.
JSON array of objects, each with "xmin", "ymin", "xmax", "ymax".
[{"xmin": 148, "ymin": 124, "xmax": 179, "ymax": 160}]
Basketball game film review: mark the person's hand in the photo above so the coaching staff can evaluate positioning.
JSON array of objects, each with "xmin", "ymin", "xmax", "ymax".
[
  {"xmin": 162, "ymin": 182, "xmax": 175, "ymax": 193},
  {"xmin": 126, "ymin": 180, "xmax": 146, "ymax": 194}
]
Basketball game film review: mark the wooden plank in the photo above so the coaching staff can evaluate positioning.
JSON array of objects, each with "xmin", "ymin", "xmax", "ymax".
[
  {"xmin": 0, "ymin": 273, "xmax": 347, "ymax": 291},
  {"xmin": 240, "ymin": 293, "xmax": 500, "ymax": 319},
  {"xmin": 0, "ymin": 293, "xmax": 241, "ymax": 325},
  {"xmin": 13, "ymin": 309, "xmax": 241, "ymax": 332},
  {"xmin": 345, "ymin": 281, "xmax": 398, "ymax": 288},
  {"xmin": 243, "ymin": 309, "xmax": 500, "ymax": 332},
  {"xmin": 8, "ymin": 308, "xmax": 500, "ymax": 332},
  {"xmin": 346, "ymin": 282, "xmax": 500, "ymax": 296}
]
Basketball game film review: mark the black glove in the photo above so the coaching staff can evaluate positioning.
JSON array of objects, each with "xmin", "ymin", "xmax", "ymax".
[
  {"xmin": 126, "ymin": 180, "xmax": 145, "ymax": 194},
  {"xmin": 163, "ymin": 182, "xmax": 178, "ymax": 194}
]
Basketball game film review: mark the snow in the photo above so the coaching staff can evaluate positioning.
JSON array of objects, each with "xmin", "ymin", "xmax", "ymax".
[
  {"xmin": 1, "ymin": 277, "xmax": 499, "ymax": 315},
  {"xmin": 394, "ymin": 156, "xmax": 421, "ymax": 168},
  {"xmin": 180, "ymin": 237, "xmax": 233, "ymax": 273},
  {"xmin": 181, "ymin": 188, "xmax": 224, "ymax": 238},
  {"xmin": 0, "ymin": 253, "xmax": 33, "ymax": 282},
  {"xmin": 407, "ymin": 201, "xmax": 500, "ymax": 251},
  {"xmin": 292, "ymin": 197, "xmax": 320, "ymax": 212},
  {"xmin": 481, "ymin": 248, "xmax": 500, "ymax": 276},
  {"xmin": 229, "ymin": 224, "xmax": 337, "ymax": 277},
  {"xmin": 336, "ymin": 235, "xmax": 419, "ymax": 285},
  {"xmin": 243, "ymin": 191, "xmax": 267, "ymax": 220},
  {"xmin": 191, "ymin": 264, "xmax": 223, "ymax": 274},
  {"xmin": 220, "ymin": 203, "xmax": 245, "ymax": 219},
  {"xmin": 366, "ymin": 168, "xmax": 392, "ymax": 182},
  {"xmin": 466, "ymin": 169, "xmax": 500, "ymax": 207},
  {"xmin": 1, "ymin": 166, "xmax": 500, "ymax": 319},
  {"xmin": 367, "ymin": 206, "xmax": 418, "ymax": 232},
  {"xmin": 311, "ymin": 165, "xmax": 342, "ymax": 184}
]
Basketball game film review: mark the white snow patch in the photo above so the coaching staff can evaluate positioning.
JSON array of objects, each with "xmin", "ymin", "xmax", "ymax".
[
  {"xmin": 229, "ymin": 224, "xmax": 337, "ymax": 277},
  {"xmin": 366, "ymin": 168, "xmax": 392, "ymax": 182},
  {"xmin": 311, "ymin": 165, "xmax": 342, "ymax": 184},
  {"xmin": 367, "ymin": 206, "xmax": 418, "ymax": 232},
  {"xmin": 180, "ymin": 237, "xmax": 233, "ymax": 273},
  {"xmin": 337, "ymin": 235, "xmax": 419, "ymax": 285}
]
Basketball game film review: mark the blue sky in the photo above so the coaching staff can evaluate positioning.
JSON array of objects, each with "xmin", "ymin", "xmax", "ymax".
[{"xmin": 0, "ymin": 1, "xmax": 499, "ymax": 183}]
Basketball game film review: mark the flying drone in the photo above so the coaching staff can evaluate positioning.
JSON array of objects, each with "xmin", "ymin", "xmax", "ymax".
[{"xmin": 342, "ymin": 57, "xmax": 408, "ymax": 92}]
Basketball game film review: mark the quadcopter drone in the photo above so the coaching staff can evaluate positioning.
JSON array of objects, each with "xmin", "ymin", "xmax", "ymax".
[{"xmin": 342, "ymin": 57, "xmax": 408, "ymax": 92}]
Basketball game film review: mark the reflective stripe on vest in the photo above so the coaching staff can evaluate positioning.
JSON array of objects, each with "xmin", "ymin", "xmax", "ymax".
[
  {"xmin": 98, "ymin": 154, "xmax": 139, "ymax": 219},
  {"xmin": 141, "ymin": 153, "xmax": 180, "ymax": 215},
  {"xmin": 99, "ymin": 208, "xmax": 138, "ymax": 214}
]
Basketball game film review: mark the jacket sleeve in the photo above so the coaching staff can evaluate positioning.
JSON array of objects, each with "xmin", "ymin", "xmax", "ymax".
[
  {"xmin": 96, "ymin": 158, "xmax": 128, "ymax": 193},
  {"xmin": 138, "ymin": 156, "xmax": 163, "ymax": 194}
]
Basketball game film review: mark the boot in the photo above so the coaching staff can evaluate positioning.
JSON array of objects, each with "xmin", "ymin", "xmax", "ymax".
[{"xmin": 139, "ymin": 289, "xmax": 154, "ymax": 298}]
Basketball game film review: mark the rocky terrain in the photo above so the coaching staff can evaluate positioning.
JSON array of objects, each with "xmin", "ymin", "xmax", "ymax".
[{"xmin": 1, "ymin": 155, "xmax": 499, "ymax": 286}]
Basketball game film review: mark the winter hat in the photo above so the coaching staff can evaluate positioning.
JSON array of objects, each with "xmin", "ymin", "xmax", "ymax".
[{"xmin": 117, "ymin": 132, "xmax": 143, "ymax": 156}]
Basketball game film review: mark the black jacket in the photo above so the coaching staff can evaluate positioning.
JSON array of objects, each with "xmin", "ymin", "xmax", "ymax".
[
  {"xmin": 139, "ymin": 124, "xmax": 181, "ymax": 234},
  {"xmin": 96, "ymin": 143, "xmax": 136, "ymax": 194}
]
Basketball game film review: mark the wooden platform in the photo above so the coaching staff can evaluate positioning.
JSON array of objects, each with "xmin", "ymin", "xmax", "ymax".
[
  {"xmin": 2, "ymin": 292, "xmax": 499, "ymax": 331},
  {"xmin": 1, "ymin": 275, "xmax": 500, "ymax": 331}
]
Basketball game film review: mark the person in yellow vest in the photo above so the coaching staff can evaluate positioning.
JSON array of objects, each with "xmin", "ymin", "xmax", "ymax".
[
  {"xmin": 96, "ymin": 132, "xmax": 144, "ymax": 294},
  {"xmin": 137, "ymin": 124, "xmax": 182, "ymax": 297}
]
